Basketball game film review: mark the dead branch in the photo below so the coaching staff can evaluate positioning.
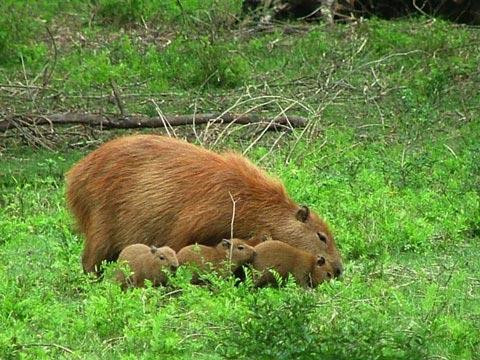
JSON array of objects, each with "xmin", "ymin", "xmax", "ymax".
[{"xmin": 0, "ymin": 112, "xmax": 307, "ymax": 133}]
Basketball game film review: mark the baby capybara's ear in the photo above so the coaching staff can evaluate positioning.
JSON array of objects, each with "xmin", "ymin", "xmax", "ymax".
[
  {"xmin": 150, "ymin": 245, "xmax": 158, "ymax": 254},
  {"xmin": 246, "ymin": 231, "xmax": 270, "ymax": 246},
  {"xmin": 221, "ymin": 239, "xmax": 231, "ymax": 248},
  {"xmin": 257, "ymin": 231, "xmax": 272, "ymax": 242},
  {"xmin": 296, "ymin": 205, "xmax": 310, "ymax": 223}
]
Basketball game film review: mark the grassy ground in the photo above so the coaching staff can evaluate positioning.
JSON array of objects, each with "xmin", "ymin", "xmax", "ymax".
[{"xmin": 1, "ymin": 1, "xmax": 480, "ymax": 359}]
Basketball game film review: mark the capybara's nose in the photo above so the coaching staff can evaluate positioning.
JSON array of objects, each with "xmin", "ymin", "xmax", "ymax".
[
  {"xmin": 170, "ymin": 264, "xmax": 179, "ymax": 272},
  {"xmin": 334, "ymin": 264, "xmax": 343, "ymax": 278}
]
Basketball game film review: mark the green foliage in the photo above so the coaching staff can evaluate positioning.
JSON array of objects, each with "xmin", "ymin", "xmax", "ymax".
[
  {"xmin": 1, "ymin": 119, "xmax": 479, "ymax": 358},
  {"xmin": 218, "ymin": 286, "xmax": 323, "ymax": 359},
  {"xmin": 92, "ymin": 0, "xmax": 242, "ymax": 27},
  {"xmin": 1, "ymin": 4, "xmax": 480, "ymax": 359},
  {"xmin": 93, "ymin": 0, "xmax": 147, "ymax": 25},
  {"xmin": 162, "ymin": 38, "xmax": 250, "ymax": 89},
  {"xmin": 0, "ymin": 1, "xmax": 42, "ymax": 64}
]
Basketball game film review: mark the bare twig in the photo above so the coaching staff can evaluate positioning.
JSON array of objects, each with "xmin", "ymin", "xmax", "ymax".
[
  {"xmin": 360, "ymin": 50, "xmax": 424, "ymax": 69},
  {"xmin": 207, "ymin": 94, "xmax": 247, "ymax": 145},
  {"xmin": 150, "ymin": 99, "xmax": 175, "ymax": 137},
  {"xmin": 297, "ymin": 5, "xmax": 323, "ymax": 20},
  {"xmin": 0, "ymin": 84, "xmax": 52, "ymax": 90},
  {"xmin": 43, "ymin": 26, "xmax": 58, "ymax": 89},
  {"xmin": 354, "ymin": 38, "xmax": 368, "ymax": 58},
  {"xmin": 192, "ymin": 100, "xmax": 202, "ymax": 145},
  {"xmin": 160, "ymin": 289, "xmax": 184, "ymax": 298},
  {"xmin": 217, "ymin": 120, "xmax": 292, "ymax": 146},
  {"xmin": 243, "ymin": 101, "xmax": 296, "ymax": 155},
  {"xmin": 19, "ymin": 54, "xmax": 35, "ymax": 103},
  {"xmin": 228, "ymin": 191, "xmax": 237, "ymax": 262},
  {"xmin": 401, "ymin": 146, "xmax": 407, "ymax": 169},
  {"xmin": 16, "ymin": 343, "xmax": 78, "ymax": 358},
  {"xmin": 258, "ymin": 131, "xmax": 286, "ymax": 163},
  {"xmin": 443, "ymin": 144, "xmax": 457, "ymax": 158},
  {"xmin": 285, "ymin": 87, "xmax": 343, "ymax": 164},
  {"xmin": 110, "ymin": 79, "xmax": 127, "ymax": 119},
  {"xmin": 412, "ymin": 0, "xmax": 431, "ymax": 18},
  {"xmin": 211, "ymin": 94, "xmax": 311, "ymax": 146}
]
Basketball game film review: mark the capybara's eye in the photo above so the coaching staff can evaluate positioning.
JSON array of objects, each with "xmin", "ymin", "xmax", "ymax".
[
  {"xmin": 317, "ymin": 232, "xmax": 328, "ymax": 243},
  {"xmin": 317, "ymin": 256, "xmax": 326, "ymax": 266},
  {"xmin": 237, "ymin": 245, "xmax": 245, "ymax": 250},
  {"xmin": 159, "ymin": 256, "xmax": 165, "ymax": 260}
]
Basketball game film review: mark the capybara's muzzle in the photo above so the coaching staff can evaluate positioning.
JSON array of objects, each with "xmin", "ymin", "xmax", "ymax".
[
  {"xmin": 170, "ymin": 264, "xmax": 179, "ymax": 272},
  {"xmin": 333, "ymin": 262, "xmax": 343, "ymax": 278}
]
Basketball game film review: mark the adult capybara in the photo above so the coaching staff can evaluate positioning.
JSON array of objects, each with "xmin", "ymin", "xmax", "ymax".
[
  {"xmin": 177, "ymin": 238, "xmax": 256, "ymax": 282},
  {"xmin": 65, "ymin": 135, "xmax": 342, "ymax": 274},
  {"xmin": 252, "ymin": 240, "xmax": 334, "ymax": 288},
  {"xmin": 116, "ymin": 244, "xmax": 178, "ymax": 288}
]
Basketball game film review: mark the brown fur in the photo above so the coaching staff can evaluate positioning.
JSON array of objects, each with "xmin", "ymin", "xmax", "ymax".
[
  {"xmin": 65, "ymin": 135, "xmax": 342, "ymax": 274},
  {"xmin": 243, "ymin": 231, "xmax": 272, "ymax": 247},
  {"xmin": 115, "ymin": 244, "xmax": 178, "ymax": 288},
  {"xmin": 177, "ymin": 238, "xmax": 255, "ymax": 282},
  {"xmin": 252, "ymin": 240, "xmax": 334, "ymax": 288}
]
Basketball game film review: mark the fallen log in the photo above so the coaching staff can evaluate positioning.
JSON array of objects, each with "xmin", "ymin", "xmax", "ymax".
[{"xmin": 0, "ymin": 112, "xmax": 307, "ymax": 133}]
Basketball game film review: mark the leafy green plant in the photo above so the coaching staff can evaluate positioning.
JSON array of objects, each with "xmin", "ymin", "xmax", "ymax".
[{"xmin": 92, "ymin": 0, "xmax": 146, "ymax": 26}]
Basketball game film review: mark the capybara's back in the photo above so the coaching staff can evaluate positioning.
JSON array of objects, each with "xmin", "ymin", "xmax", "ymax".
[
  {"xmin": 252, "ymin": 240, "xmax": 333, "ymax": 288},
  {"xmin": 66, "ymin": 135, "xmax": 342, "ymax": 274},
  {"xmin": 177, "ymin": 238, "xmax": 256, "ymax": 283},
  {"xmin": 178, "ymin": 238, "xmax": 256, "ymax": 270},
  {"xmin": 116, "ymin": 244, "xmax": 178, "ymax": 288}
]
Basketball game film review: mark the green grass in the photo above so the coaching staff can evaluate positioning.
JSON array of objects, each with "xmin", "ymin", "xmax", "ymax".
[
  {"xmin": 1, "ymin": 1, "xmax": 480, "ymax": 359},
  {"xmin": 1, "ymin": 124, "xmax": 479, "ymax": 358}
]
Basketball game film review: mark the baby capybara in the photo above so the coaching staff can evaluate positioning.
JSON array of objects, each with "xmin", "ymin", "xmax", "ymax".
[
  {"xmin": 252, "ymin": 240, "xmax": 334, "ymax": 288},
  {"xmin": 116, "ymin": 244, "xmax": 178, "ymax": 288},
  {"xmin": 65, "ymin": 135, "xmax": 342, "ymax": 275},
  {"xmin": 177, "ymin": 238, "xmax": 256, "ymax": 282}
]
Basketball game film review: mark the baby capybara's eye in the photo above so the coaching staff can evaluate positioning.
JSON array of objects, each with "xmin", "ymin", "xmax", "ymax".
[
  {"xmin": 238, "ymin": 245, "xmax": 245, "ymax": 250},
  {"xmin": 159, "ymin": 256, "xmax": 165, "ymax": 260},
  {"xmin": 317, "ymin": 232, "xmax": 328, "ymax": 243}
]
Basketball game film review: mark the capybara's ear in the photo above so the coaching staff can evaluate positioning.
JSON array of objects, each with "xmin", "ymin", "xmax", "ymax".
[
  {"xmin": 150, "ymin": 245, "xmax": 158, "ymax": 254},
  {"xmin": 258, "ymin": 231, "xmax": 271, "ymax": 242},
  {"xmin": 221, "ymin": 239, "xmax": 231, "ymax": 248},
  {"xmin": 296, "ymin": 205, "xmax": 310, "ymax": 223},
  {"xmin": 247, "ymin": 231, "xmax": 270, "ymax": 246},
  {"xmin": 316, "ymin": 256, "xmax": 326, "ymax": 266}
]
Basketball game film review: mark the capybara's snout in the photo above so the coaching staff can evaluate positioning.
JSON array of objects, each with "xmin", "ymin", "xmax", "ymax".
[
  {"xmin": 170, "ymin": 264, "xmax": 179, "ymax": 272},
  {"xmin": 332, "ymin": 262, "xmax": 343, "ymax": 278}
]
